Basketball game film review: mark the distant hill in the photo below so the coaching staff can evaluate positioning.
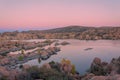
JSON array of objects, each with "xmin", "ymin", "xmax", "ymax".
[
  {"xmin": 38, "ymin": 25, "xmax": 119, "ymax": 33},
  {"xmin": 0, "ymin": 25, "xmax": 120, "ymax": 40},
  {"xmin": 40, "ymin": 26, "xmax": 94, "ymax": 33}
]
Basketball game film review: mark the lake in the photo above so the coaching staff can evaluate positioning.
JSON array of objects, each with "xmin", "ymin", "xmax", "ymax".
[{"xmin": 23, "ymin": 39, "xmax": 120, "ymax": 74}]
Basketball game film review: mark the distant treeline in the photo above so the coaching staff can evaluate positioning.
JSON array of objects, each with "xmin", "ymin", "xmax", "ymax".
[{"xmin": 0, "ymin": 26, "xmax": 120, "ymax": 40}]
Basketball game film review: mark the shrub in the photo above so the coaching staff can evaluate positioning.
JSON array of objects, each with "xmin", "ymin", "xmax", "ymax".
[
  {"xmin": 17, "ymin": 65, "xmax": 73, "ymax": 80},
  {"xmin": 71, "ymin": 64, "xmax": 76, "ymax": 74},
  {"xmin": 0, "ymin": 76, "xmax": 7, "ymax": 80},
  {"xmin": 18, "ymin": 55, "xmax": 24, "ymax": 61}
]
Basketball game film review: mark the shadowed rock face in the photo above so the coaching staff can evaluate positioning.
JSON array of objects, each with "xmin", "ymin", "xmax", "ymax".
[
  {"xmin": 81, "ymin": 57, "xmax": 120, "ymax": 80},
  {"xmin": 110, "ymin": 57, "xmax": 120, "ymax": 74},
  {"xmin": 90, "ymin": 57, "xmax": 120, "ymax": 76},
  {"xmin": 93, "ymin": 57, "xmax": 101, "ymax": 65},
  {"xmin": 90, "ymin": 57, "xmax": 104, "ymax": 75}
]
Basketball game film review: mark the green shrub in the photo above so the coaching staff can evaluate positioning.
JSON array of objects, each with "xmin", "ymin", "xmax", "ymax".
[
  {"xmin": 0, "ymin": 76, "xmax": 7, "ymax": 80},
  {"xmin": 71, "ymin": 64, "xmax": 76, "ymax": 74},
  {"xmin": 18, "ymin": 55, "xmax": 24, "ymax": 61}
]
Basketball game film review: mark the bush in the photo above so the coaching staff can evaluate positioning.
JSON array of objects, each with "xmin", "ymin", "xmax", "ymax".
[
  {"xmin": 17, "ymin": 65, "xmax": 73, "ymax": 80},
  {"xmin": 71, "ymin": 64, "xmax": 76, "ymax": 74},
  {"xmin": 0, "ymin": 76, "xmax": 7, "ymax": 80},
  {"xmin": 18, "ymin": 55, "xmax": 24, "ymax": 61}
]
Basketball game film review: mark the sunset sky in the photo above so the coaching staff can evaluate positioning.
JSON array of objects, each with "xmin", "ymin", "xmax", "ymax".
[{"xmin": 0, "ymin": 0, "xmax": 120, "ymax": 31}]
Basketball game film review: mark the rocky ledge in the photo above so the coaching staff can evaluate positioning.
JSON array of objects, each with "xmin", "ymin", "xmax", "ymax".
[{"xmin": 82, "ymin": 57, "xmax": 120, "ymax": 80}]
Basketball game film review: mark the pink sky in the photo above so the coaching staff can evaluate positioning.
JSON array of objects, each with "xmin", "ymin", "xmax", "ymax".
[{"xmin": 0, "ymin": 0, "xmax": 120, "ymax": 30}]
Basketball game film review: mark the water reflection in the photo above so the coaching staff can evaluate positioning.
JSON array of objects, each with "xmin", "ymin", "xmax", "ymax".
[{"xmin": 24, "ymin": 39, "xmax": 120, "ymax": 74}]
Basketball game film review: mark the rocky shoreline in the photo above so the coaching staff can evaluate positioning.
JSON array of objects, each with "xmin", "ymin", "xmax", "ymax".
[
  {"xmin": 0, "ymin": 56, "xmax": 120, "ymax": 80},
  {"xmin": 0, "ymin": 39, "xmax": 70, "ymax": 76},
  {"xmin": 0, "ymin": 40, "xmax": 60, "ymax": 70},
  {"xmin": 0, "ymin": 39, "xmax": 70, "ymax": 68},
  {"xmin": 81, "ymin": 57, "xmax": 120, "ymax": 80},
  {"xmin": 0, "ymin": 45, "xmax": 61, "ymax": 70},
  {"xmin": 0, "ymin": 39, "xmax": 57, "ymax": 56}
]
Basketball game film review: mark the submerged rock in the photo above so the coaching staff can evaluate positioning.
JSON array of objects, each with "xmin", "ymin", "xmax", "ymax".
[
  {"xmin": 61, "ymin": 41, "xmax": 70, "ymax": 45},
  {"xmin": 40, "ymin": 51, "xmax": 50, "ymax": 60},
  {"xmin": 54, "ymin": 42, "xmax": 60, "ymax": 46},
  {"xmin": 84, "ymin": 48, "xmax": 93, "ymax": 51}
]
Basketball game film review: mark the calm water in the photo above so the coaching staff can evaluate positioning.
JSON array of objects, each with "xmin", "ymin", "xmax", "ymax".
[{"xmin": 24, "ymin": 39, "xmax": 120, "ymax": 74}]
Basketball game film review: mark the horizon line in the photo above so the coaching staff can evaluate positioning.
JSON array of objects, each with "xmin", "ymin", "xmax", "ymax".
[{"xmin": 0, "ymin": 25, "xmax": 120, "ymax": 33}]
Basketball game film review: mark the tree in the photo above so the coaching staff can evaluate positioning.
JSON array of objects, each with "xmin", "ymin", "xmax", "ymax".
[
  {"xmin": 21, "ymin": 49, "xmax": 25, "ymax": 55},
  {"xmin": 38, "ymin": 57, "xmax": 41, "ymax": 64},
  {"xmin": 71, "ymin": 64, "xmax": 76, "ymax": 74}
]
